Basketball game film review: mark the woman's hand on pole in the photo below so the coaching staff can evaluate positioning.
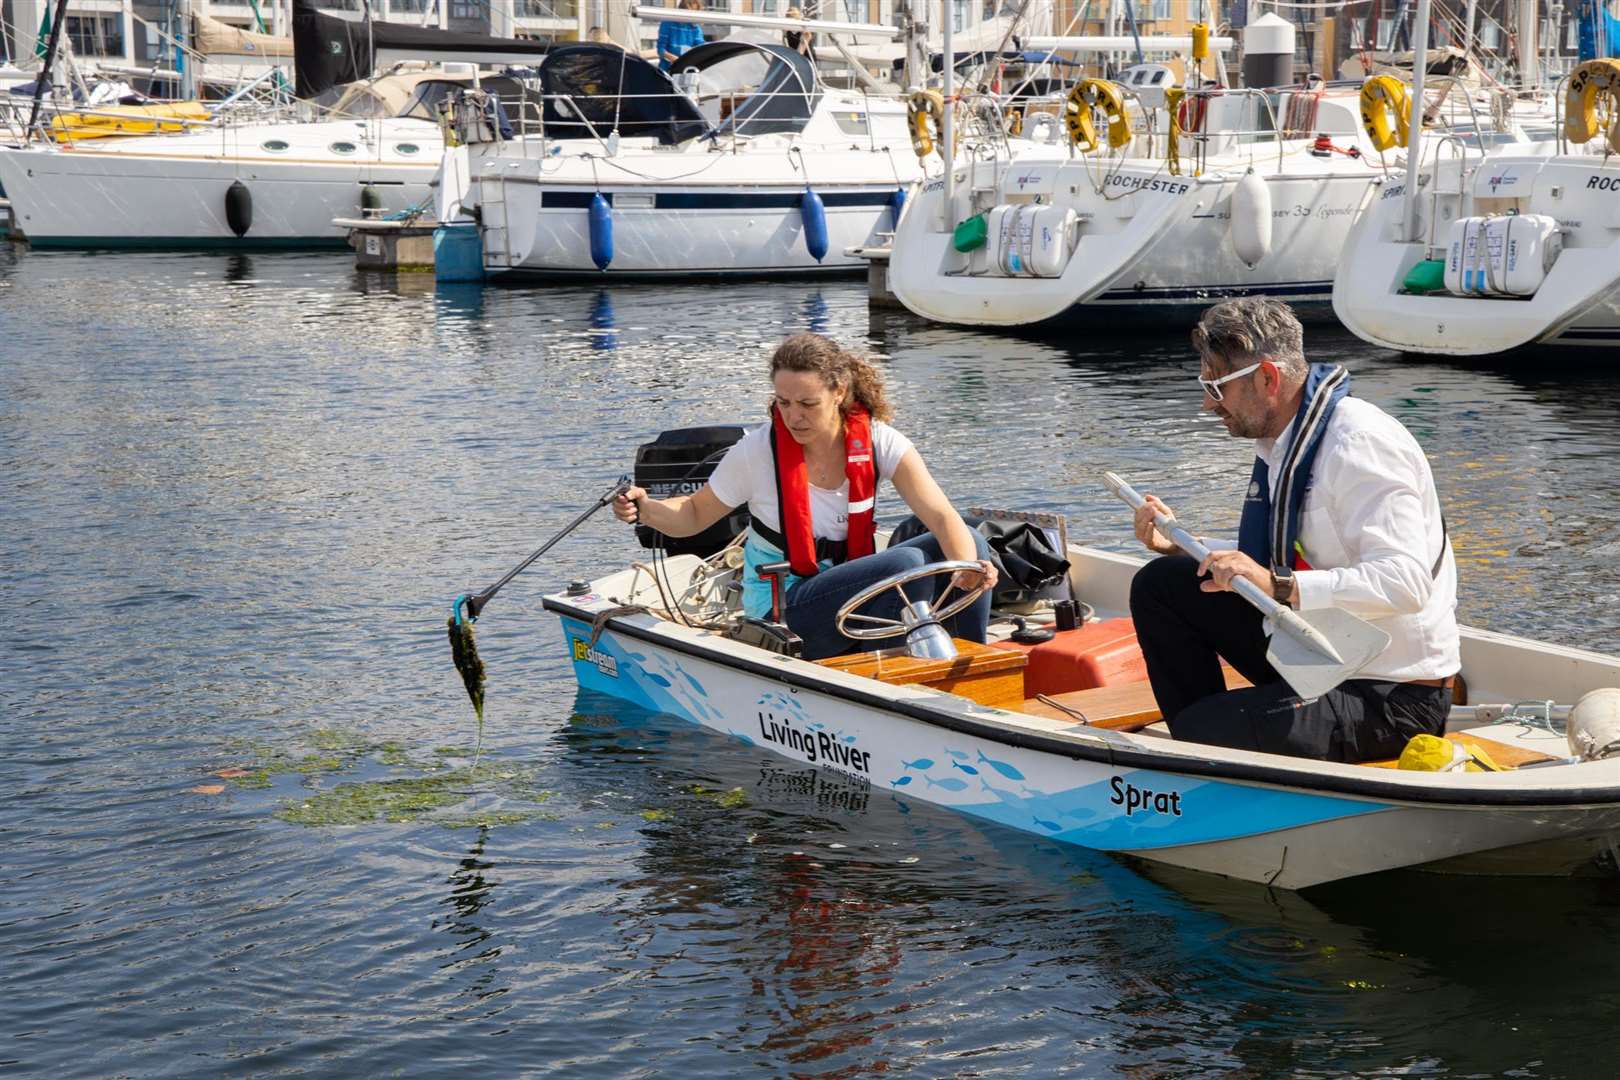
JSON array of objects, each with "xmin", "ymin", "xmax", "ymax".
[{"xmin": 612, "ymin": 486, "xmax": 647, "ymax": 524}]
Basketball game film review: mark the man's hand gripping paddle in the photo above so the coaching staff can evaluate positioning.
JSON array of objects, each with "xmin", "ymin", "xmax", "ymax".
[
  {"xmin": 448, "ymin": 476, "xmax": 632, "ymax": 722},
  {"xmin": 1102, "ymin": 471, "xmax": 1390, "ymax": 699}
]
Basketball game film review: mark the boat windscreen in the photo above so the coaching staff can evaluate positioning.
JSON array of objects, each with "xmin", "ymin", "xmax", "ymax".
[
  {"xmin": 538, "ymin": 44, "xmax": 707, "ymax": 145},
  {"xmin": 675, "ymin": 42, "xmax": 818, "ymax": 138},
  {"xmin": 395, "ymin": 76, "xmax": 544, "ymax": 128}
]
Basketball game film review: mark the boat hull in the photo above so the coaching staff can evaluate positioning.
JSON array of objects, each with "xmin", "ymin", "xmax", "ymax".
[
  {"xmin": 547, "ymin": 587, "xmax": 1620, "ymax": 891},
  {"xmin": 1332, "ymin": 157, "xmax": 1620, "ymax": 354},
  {"xmin": 889, "ymin": 155, "xmax": 1371, "ymax": 329},
  {"xmin": 0, "ymin": 121, "xmax": 439, "ymax": 249}
]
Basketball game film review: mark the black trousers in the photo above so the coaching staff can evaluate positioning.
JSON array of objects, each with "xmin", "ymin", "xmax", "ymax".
[{"xmin": 1128, "ymin": 555, "xmax": 1450, "ymax": 763}]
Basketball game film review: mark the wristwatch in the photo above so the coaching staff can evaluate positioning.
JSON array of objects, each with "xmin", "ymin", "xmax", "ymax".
[{"xmin": 1271, "ymin": 569, "xmax": 1294, "ymax": 605}]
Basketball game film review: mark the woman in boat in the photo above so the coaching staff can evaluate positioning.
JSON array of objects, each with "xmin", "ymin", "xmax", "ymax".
[{"xmin": 613, "ymin": 333, "xmax": 997, "ymax": 660}]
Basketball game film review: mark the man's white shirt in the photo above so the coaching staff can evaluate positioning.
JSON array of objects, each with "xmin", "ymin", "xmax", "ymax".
[{"xmin": 1234, "ymin": 396, "xmax": 1460, "ymax": 682}]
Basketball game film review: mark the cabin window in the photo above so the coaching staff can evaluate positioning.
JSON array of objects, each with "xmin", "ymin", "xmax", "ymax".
[
  {"xmin": 261, "ymin": 139, "xmax": 290, "ymax": 152},
  {"xmin": 833, "ymin": 111, "xmax": 871, "ymax": 135},
  {"xmin": 394, "ymin": 142, "xmax": 421, "ymax": 155},
  {"xmin": 329, "ymin": 141, "xmax": 358, "ymax": 155}
]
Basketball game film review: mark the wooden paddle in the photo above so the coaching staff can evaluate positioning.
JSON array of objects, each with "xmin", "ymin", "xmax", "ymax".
[{"xmin": 1103, "ymin": 471, "xmax": 1391, "ymax": 699}]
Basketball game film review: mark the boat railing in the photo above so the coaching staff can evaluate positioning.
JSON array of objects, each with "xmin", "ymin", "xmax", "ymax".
[
  {"xmin": 1553, "ymin": 69, "xmax": 1575, "ymax": 154},
  {"xmin": 480, "ymin": 86, "xmax": 826, "ymax": 161},
  {"xmin": 1129, "ymin": 87, "xmax": 1287, "ymax": 174},
  {"xmin": 1422, "ymin": 131, "xmax": 1477, "ymax": 259}
]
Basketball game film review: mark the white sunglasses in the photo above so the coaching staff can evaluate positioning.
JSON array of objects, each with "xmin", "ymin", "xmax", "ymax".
[{"xmin": 1197, "ymin": 360, "xmax": 1263, "ymax": 402}]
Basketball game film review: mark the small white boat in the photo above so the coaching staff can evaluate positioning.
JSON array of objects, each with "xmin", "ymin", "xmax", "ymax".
[
  {"xmin": 544, "ymin": 515, "xmax": 1620, "ymax": 890},
  {"xmin": 445, "ymin": 41, "xmax": 923, "ymax": 279}
]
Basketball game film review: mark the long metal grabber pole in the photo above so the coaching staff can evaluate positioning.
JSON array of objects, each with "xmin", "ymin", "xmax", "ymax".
[
  {"xmin": 451, "ymin": 475, "xmax": 631, "ymax": 625},
  {"xmin": 1102, "ymin": 471, "xmax": 1392, "ymax": 699}
]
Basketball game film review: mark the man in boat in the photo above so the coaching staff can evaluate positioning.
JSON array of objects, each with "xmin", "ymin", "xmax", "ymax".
[
  {"xmin": 611, "ymin": 333, "xmax": 997, "ymax": 660},
  {"xmin": 1128, "ymin": 298, "xmax": 1459, "ymax": 762}
]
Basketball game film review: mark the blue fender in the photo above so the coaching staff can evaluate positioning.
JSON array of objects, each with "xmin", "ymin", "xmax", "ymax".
[
  {"xmin": 589, "ymin": 192, "xmax": 613, "ymax": 271},
  {"xmin": 889, "ymin": 187, "xmax": 906, "ymax": 228},
  {"xmin": 800, "ymin": 188, "xmax": 828, "ymax": 262}
]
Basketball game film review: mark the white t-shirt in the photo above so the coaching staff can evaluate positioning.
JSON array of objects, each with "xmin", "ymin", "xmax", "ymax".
[{"xmin": 707, "ymin": 420, "xmax": 915, "ymax": 539}]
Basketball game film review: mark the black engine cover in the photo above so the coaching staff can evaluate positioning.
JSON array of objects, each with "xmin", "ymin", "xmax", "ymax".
[{"xmin": 633, "ymin": 425, "xmax": 751, "ymax": 556}]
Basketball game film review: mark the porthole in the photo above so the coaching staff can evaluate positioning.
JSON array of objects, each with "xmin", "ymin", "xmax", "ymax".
[
  {"xmin": 394, "ymin": 142, "xmax": 421, "ymax": 155},
  {"xmin": 261, "ymin": 139, "xmax": 290, "ymax": 152},
  {"xmin": 329, "ymin": 141, "xmax": 358, "ymax": 155}
]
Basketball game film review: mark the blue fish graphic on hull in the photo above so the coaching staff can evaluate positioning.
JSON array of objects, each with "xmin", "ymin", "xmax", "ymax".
[
  {"xmin": 924, "ymin": 776, "xmax": 970, "ymax": 793},
  {"xmin": 902, "ymin": 758, "xmax": 935, "ymax": 771},
  {"xmin": 977, "ymin": 750, "xmax": 1026, "ymax": 782}
]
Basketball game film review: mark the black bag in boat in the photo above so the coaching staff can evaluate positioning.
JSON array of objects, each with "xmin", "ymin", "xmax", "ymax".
[{"xmin": 886, "ymin": 514, "xmax": 1071, "ymax": 605}]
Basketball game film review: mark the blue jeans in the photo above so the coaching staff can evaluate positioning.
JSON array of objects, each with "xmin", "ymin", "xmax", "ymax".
[{"xmin": 784, "ymin": 530, "xmax": 994, "ymax": 661}]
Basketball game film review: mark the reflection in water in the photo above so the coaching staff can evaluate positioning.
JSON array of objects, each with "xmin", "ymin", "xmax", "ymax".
[
  {"xmin": 435, "ymin": 828, "xmax": 504, "ymax": 1002},
  {"xmin": 588, "ymin": 289, "xmax": 616, "ymax": 352},
  {"xmin": 800, "ymin": 290, "xmax": 831, "ymax": 335}
]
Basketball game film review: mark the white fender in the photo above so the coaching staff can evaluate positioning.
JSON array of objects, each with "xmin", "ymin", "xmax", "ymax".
[
  {"xmin": 436, "ymin": 145, "xmax": 472, "ymax": 223},
  {"xmin": 1229, "ymin": 168, "xmax": 1271, "ymax": 268},
  {"xmin": 1569, "ymin": 687, "xmax": 1620, "ymax": 760}
]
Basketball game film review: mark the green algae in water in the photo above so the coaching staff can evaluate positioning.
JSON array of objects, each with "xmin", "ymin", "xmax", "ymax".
[
  {"xmin": 226, "ymin": 754, "xmax": 350, "ymax": 789},
  {"xmin": 273, "ymin": 764, "xmax": 544, "ymax": 827},
  {"xmin": 688, "ymin": 785, "xmax": 748, "ymax": 809},
  {"xmin": 447, "ymin": 616, "xmax": 486, "ymax": 724},
  {"xmin": 276, "ymin": 775, "xmax": 467, "ymax": 826}
]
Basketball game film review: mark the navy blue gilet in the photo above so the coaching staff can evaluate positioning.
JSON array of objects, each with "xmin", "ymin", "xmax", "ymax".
[{"xmin": 1236, "ymin": 363, "xmax": 1350, "ymax": 574}]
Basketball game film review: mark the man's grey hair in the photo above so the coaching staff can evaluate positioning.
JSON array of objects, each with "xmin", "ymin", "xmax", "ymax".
[{"xmin": 1190, "ymin": 298, "xmax": 1308, "ymax": 380}]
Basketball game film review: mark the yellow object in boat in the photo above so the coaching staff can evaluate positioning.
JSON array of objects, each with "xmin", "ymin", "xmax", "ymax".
[
  {"xmin": 1397, "ymin": 733, "xmax": 1505, "ymax": 773},
  {"xmin": 1359, "ymin": 75, "xmax": 1410, "ymax": 153},
  {"xmin": 1564, "ymin": 58, "xmax": 1620, "ymax": 155},
  {"xmin": 50, "ymin": 101, "xmax": 211, "ymax": 142},
  {"xmin": 907, "ymin": 89, "xmax": 947, "ymax": 160},
  {"xmin": 1066, "ymin": 78, "xmax": 1130, "ymax": 153}
]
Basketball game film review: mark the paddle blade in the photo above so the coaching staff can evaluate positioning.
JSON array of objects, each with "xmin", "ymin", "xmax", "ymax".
[
  {"xmin": 447, "ymin": 616, "xmax": 486, "ymax": 722},
  {"xmin": 1264, "ymin": 607, "xmax": 1392, "ymax": 699}
]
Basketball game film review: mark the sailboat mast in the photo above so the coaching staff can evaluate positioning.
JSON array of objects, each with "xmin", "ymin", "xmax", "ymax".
[
  {"xmin": 1400, "ymin": 0, "xmax": 1430, "ymax": 242},
  {"xmin": 942, "ymin": 0, "xmax": 954, "ymax": 225}
]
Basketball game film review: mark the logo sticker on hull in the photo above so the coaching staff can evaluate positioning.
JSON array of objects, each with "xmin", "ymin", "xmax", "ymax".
[{"xmin": 571, "ymin": 636, "xmax": 619, "ymax": 678}]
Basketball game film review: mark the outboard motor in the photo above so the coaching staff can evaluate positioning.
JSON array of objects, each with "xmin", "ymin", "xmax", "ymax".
[{"xmin": 633, "ymin": 425, "xmax": 751, "ymax": 556}]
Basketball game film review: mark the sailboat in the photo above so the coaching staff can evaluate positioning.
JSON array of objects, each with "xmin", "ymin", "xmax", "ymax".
[
  {"xmin": 0, "ymin": 0, "xmax": 550, "ymax": 248},
  {"xmin": 883, "ymin": 10, "xmax": 1564, "ymax": 330},
  {"xmin": 1331, "ymin": 1, "xmax": 1620, "ymax": 353},
  {"xmin": 438, "ymin": 7, "xmax": 925, "ymax": 279}
]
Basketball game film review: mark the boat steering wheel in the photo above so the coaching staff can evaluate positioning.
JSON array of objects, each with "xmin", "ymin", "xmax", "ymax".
[{"xmin": 834, "ymin": 560, "xmax": 990, "ymax": 642}]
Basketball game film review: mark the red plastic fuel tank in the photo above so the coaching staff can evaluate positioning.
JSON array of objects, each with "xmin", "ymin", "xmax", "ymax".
[{"xmin": 990, "ymin": 618, "xmax": 1149, "ymax": 698}]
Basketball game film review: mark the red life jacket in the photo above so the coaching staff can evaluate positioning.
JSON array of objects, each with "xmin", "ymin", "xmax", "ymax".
[{"xmin": 769, "ymin": 405, "xmax": 877, "ymax": 577}]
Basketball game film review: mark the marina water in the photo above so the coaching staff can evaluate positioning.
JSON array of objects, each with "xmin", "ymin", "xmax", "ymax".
[{"xmin": 6, "ymin": 243, "xmax": 1620, "ymax": 1076}]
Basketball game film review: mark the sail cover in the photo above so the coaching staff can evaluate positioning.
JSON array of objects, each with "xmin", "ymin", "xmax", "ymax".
[
  {"xmin": 539, "ymin": 44, "xmax": 707, "ymax": 146},
  {"xmin": 293, "ymin": 0, "xmax": 552, "ymax": 98}
]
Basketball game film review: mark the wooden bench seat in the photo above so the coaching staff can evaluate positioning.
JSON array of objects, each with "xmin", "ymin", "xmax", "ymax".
[{"xmin": 1019, "ymin": 669, "xmax": 1251, "ymax": 732}]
